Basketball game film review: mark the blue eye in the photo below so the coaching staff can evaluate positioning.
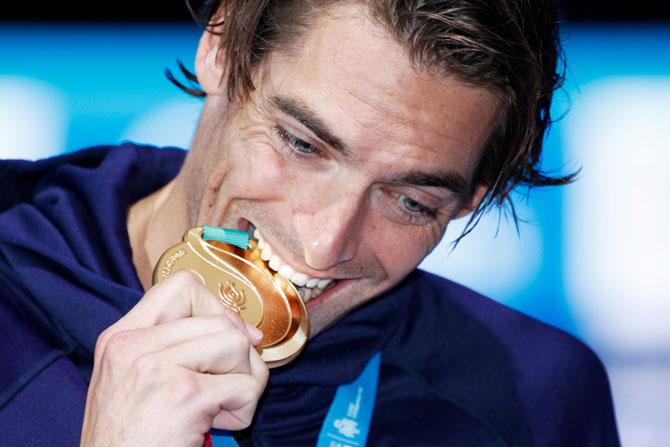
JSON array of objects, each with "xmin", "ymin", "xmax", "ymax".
[
  {"xmin": 400, "ymin": 195, "xmax": 423, "ymax": 212},
  {"xmin": 293, "ymin": 137, "xmax": 317, "ymax": 154},
  {"xmin": 276, "ymin": 127, "xmax": 318, "ymax": 155},
  {"xmin": 399, "ymin": 194, "xmax": 438, "ymax": 219}
]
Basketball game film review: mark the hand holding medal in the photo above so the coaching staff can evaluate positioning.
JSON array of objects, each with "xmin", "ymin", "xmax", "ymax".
[{"xmin": 153, "ymin": 226, "xmax": 310, "ymax": 368}]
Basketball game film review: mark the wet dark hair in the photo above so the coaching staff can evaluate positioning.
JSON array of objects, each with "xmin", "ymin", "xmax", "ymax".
[{"xmin": 168, "ymin": 0, "xmax": 575, "ymax": 238}]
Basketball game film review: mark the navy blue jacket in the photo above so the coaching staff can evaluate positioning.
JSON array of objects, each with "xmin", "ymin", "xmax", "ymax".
[{"xmin": 0, "ymin": 144, "xmax": 620, "ymax": 446}]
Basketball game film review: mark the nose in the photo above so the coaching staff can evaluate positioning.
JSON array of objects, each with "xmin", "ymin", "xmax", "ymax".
[{"xmin": 291, "ymin": 194, "xmax": 365, "ymax": 271}]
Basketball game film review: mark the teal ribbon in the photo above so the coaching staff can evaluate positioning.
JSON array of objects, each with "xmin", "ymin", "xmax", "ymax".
[{"xmin": 202, "ymin": 226, "xmax": 250, "ymax": 250}]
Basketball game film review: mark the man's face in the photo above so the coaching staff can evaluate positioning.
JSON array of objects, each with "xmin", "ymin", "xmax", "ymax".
[{"xmin": 186, "ymin": 4, "xmax": 498, "ymax": 336}]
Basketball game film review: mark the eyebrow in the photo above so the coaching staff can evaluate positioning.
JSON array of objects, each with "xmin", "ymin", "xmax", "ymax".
[
  {"xmin": 271, "ymin": 95, "xmax": 471, "ymax": 199},
  {"xmin": 396, "ymin": 170, "xmax": 471, "ymax": 199},
  {"xmin": 270, "ymin": 95, "xmax": 351, "ymax": 155}
]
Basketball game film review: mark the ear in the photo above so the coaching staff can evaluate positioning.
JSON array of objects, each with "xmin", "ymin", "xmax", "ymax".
[
  {"xmin": 453, "ymin": 183, "xmax": 488, "ymax": 220},
  {"xmin": 195, "ymin": 25, "xmax": 227, "ymax": 95}
]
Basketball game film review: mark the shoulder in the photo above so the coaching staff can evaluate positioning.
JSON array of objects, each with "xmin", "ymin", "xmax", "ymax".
[
  {"xmin": 1, "ymin": 143, "xmax": 186, "ymax": 212},
  {"xmin": 390, "ymin": 269, "xmax": 604, "ymax": 366},
  {"xmin": 0, "ymin": 141, "xmax": 185, "ymax": 178},
  {"xmin": 380, "ymin": 270, "xmax": 619, "ymax": 445},
  {"xmin": 408, "ymin": 269, "xmax": 607, "ymax": 377}
]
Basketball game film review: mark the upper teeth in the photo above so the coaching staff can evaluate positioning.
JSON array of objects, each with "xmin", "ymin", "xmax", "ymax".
[{"xmin": 253, "ymin": 229, "xmax": 333, "ymax": 294}]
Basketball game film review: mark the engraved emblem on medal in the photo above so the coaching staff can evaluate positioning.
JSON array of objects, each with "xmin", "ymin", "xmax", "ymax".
[{"xmin": 153, "ymin": 227, "xmax": 309, "ymax": 368}]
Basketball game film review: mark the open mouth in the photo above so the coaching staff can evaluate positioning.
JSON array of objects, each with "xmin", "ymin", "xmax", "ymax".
[{"xmin": 245, "ymin": 222, "xmax": 337, "ymax": 303}]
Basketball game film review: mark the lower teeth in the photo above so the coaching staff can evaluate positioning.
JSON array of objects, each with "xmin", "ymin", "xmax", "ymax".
[{"xmin": 297, "ymin": 286, "xmax": 324, "ymax": 302}]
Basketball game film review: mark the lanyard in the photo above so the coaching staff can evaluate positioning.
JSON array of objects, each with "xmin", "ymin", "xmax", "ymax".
[{"xmin": 210, "ymin": 352, "xmax": 382, "ymax": 447}]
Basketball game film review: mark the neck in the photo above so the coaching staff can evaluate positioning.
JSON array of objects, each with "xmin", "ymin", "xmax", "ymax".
[{"xmin": 127, "ymin": 177, "xmax": 190, "ymax": 291}]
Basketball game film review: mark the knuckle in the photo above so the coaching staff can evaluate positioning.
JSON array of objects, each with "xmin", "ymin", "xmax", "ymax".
[
  {"xmin": 95, "ymin": 327, "xmax": 116, "ymax": 354},
  {"xmin": 95, "ymin": 325, "xmax": 122, "ymax": 353},
  {"xmin": 132, "ymin": 353, "xmax": 162, "ymax": 377},
  {"xmin": 173, "ymin": 372, "xmax": 201, "ymax": 402},
  {"xmin": 102, "ymin": 330, "xmax": 133, "ymax": 361}
]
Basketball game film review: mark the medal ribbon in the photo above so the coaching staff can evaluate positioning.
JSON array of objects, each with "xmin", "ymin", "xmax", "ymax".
[
  {"xmin": 202, "ymin": 226, "xmax": 250, "ymax": 249},
  {"xmin": 316, "ymin": 351, "xmax": 381, "ymax": 447},
  {"xmin": 206, "ymin": 352, "xmax": 382, "ymax": 447}
]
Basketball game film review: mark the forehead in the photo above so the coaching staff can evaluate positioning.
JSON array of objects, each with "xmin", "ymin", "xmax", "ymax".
[{"xmin": 258, "ymin": 3, "xmax": 498, "ymax": 182}]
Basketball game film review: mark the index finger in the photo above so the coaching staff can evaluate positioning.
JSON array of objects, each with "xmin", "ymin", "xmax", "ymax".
[
  {"xmin": 123, "ymin": 270, "xmax": 263, "ymax": 343},
  {"xmin": 129, "ymin": 270, "xmax": 226, "ymax": 324}
]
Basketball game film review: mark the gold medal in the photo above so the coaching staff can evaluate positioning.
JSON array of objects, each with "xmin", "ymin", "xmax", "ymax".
[{"xmin": 152, "ymin": 227, "xmax": 309, "ymax": 368}]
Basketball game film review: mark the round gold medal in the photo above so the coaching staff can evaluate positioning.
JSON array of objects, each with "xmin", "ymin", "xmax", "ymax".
[{"xmin": 152, "ymin": 227, "xmax": 309, "ymax": 368}]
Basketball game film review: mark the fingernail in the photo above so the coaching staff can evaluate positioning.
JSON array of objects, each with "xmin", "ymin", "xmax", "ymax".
[{"xmin": 247, "ymin": 324, "xmax": 263, "ymax": 342}]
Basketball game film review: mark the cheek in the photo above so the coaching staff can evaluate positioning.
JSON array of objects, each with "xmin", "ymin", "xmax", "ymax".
[
  {"xmin": 226, "ymin": 140, "xmax": 292, "ymax": 196},
  {"xmin": 380, "ymin": 245, "xmax": 424, "ymax": 281},
  {"xmin": 371, "ymin": 223, "xmax": 441, "ymax": 282}
]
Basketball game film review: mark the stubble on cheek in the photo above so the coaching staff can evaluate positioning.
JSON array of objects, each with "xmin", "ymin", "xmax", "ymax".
[
  {"xmin": 179, "ymin": 154, "xmax": 206, "ymax": 228},
  {"xmin": 180, "ymin": 145, "xmax": 226, "ymax": 227},
  {"xmin": 185, "ymin": 101, "xmax": 252, "ymax": 227}
]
